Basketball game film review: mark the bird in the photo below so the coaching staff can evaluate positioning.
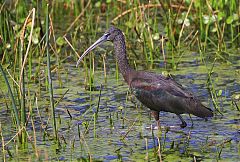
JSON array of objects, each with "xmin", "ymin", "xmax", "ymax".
[{"xmin": 76, "ymin": 26, "xmax": 213, "ymax": 128}]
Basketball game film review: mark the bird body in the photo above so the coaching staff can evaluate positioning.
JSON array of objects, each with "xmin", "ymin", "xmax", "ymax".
[
  {"xmin": 76, "ymin": 26, "xmax": 213, "ymax": 128},
  {"xmin": 129, "ymin": 70, "xmax": 213, "ymax": 117}
]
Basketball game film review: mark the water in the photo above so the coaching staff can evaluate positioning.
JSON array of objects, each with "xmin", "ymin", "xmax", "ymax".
[
  {"xmin": 0, "ymin": 49, "xmax": 239, "ymax": 161},
  {"xmin": 48, "ymin": 52, "xmax": 240, "ymax": 161}
]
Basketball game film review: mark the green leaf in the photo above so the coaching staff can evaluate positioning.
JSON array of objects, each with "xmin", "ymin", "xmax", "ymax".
[
  {"xmin": 217, "ymin": 12, "xmax": 225, "ymax": 21},
  {"xmin": 153, "ymin": 33, "xmax": 159, "ymax": 40},
  {"xmin": 211, "ymin": 27, "xmax": 217, "ymax": 33},
  {"xmin": 125, "ymin": 21, "xmax": 133, "ymax": 28},
  {"xmin": 147, "ymin": 19, "xmax": 153, "ymax": 25},
  {"xmin": 233, "ymin": 14, "xmax": 238, "ymax": 21},
  {"xmin": 226, "ymin": 16, "xmax": 234, "ymax": 24},
  {"xmin": 6, "ymin": 43, "xmax": 11, "ymax": 49},
  {"xmin": 177, "ymin": 18, "xmax": 183, "ymax": 24},
  {"xmin": 31, "ymin": 33, "xmax": 39, "ymax": 44},
  {"xmin": 56, "ymin": 37, "xmax": 65, "ymax": 46},
  {"xmin": 194, "ymin": 0, "xmax": 200, "ymax": 7},
  {"xmin": 184, "ymin": 18, "xmax": 190, "ymax": 26},
  {"xmin": 203, "ymin": 15, "xmax": 210, "ymax": 24},
  {"xmin": 217, "ymin": 90, "xmax": 223, "ymax": 96},
  {"xmin": 95, "ymin": 1, "xmax": 101, "ymax": 8},
  {"xmin": 234, "ymin": 94, "xmax": 240, "ymax": 100}
]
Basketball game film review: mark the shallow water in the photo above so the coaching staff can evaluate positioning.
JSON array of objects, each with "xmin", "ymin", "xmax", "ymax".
[
  {"xmin": 52, "ymin": 52, "xmax": 240, "ymax": 160},
  {"xmin": 1, "ymin": 48, "xmax": 240, "ymax": 161}
]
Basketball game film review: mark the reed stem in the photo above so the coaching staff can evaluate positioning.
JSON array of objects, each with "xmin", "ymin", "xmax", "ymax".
[{"xmin": 46, "ymin": 4, "xmax": 57, "ymax": 140}]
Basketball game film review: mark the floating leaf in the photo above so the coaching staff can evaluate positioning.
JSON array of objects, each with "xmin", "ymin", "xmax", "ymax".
[
  {"xmin": 118, "ymin": 106, "xmax": 124, "ymax": 110},
  {"xmin": 234, "ymin": 94, "xmax": 240, "ymax": 100},
  {"xmin": 217, "ymin": 90, "xmax": 223, "ymax": 96}
]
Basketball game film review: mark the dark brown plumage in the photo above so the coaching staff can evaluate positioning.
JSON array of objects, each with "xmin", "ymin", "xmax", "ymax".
[{"xmin": 76, "ymin": 26, "xmax": 213, "ymax": 128}]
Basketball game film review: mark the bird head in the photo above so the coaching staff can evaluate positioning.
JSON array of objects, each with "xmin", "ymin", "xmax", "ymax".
[
  {"xmin": 104, "ymin": 26, "xmax": 122, "ymax": 41},
  {"xmin": 76, "ymin": 26, "xmax": 121, "ymax": 67}
]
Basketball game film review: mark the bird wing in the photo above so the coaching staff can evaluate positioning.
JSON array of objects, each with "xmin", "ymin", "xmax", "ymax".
[
  {"xmin": 129, "ymin": 72, "xmax": 213, "ymax": 118},
  {"xmin": 130, "ymin": 73, "xmax": 194, "ymax": 99}
]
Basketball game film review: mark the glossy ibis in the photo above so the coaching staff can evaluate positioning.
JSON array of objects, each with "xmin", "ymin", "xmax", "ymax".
[{"xmin": 76, "ymin": 26, "xmax": 213, "ymax": 128}]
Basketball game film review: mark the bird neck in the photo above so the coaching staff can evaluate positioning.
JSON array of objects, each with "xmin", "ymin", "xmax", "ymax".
[{"xmin": 113, "ymin": 33, "xmax": 135, "ymax": 85}]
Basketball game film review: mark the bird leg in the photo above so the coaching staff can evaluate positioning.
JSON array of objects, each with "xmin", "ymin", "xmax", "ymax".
[
  {"xmin": 189, "ymin": 114, "xmax": 194, "ymax": 128},
  {"xmin": 151, "ymin": 111, "xmax": 161, "ymax": 129},
  {"xmin": 177, "ymin": 115, "xmax": 187, "ymax": 128}
]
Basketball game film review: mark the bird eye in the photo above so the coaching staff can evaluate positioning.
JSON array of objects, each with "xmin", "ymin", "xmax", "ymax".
[
  {"xmin": 105, "ymin": 33, "xmax": 110, "ymax": 37},
  {"xmin": 104, "ymin": 33, "xmax": 111, "ymax": 40}
]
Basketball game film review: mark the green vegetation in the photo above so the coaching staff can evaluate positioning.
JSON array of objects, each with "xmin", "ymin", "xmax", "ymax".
[{"xmin": 0, "ymin": 0, "xmax": 239, "ymax": 161}]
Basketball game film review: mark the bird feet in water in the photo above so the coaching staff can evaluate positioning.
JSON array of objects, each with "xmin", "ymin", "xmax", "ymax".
[
  {"xmin": 177, "ymin": 115, "xmax": 187, "ymax": 128},
  {"xmin": 145, "ymin": 124, "xmax": 184, "ymax": 130},
  {"xmin": 145, "ymin": 125, "xmax": 168, "ymax": 130},
  {"xmin": 180, "ymin": 121, "xmax": 187, "ymax": 128}
]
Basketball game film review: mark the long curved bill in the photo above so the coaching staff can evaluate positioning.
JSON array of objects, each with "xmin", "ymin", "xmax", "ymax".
[{"xmin": 76, "ymin": 33, "xmax": 109, "ymax": 67}]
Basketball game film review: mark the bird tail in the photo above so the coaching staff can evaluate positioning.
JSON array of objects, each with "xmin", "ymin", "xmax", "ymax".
[{"xmin": 191, "ymin": 103, "xmax": 213, "ymax": 118}]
